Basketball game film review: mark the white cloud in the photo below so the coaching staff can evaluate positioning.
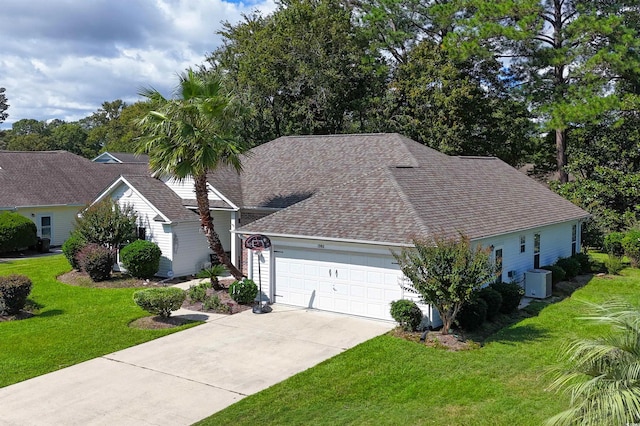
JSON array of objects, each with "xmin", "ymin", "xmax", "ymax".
[{"xmin": 0, "ymin": 0, "xmax": 276, "ymax": 128}]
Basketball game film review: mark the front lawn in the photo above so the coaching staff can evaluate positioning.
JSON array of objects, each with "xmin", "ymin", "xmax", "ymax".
[
  {"xmin": 200, "ymin": 268, "xmax": 640, "ymax": 425},
  {"xmin": 0, "ymin": 255, "xmax": 199, "ymax": 388}
]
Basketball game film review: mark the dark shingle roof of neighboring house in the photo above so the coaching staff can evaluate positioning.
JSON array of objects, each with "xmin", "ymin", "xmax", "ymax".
[
  {"xmin": 118, "ymin": 175, "xmax": 198, "ymax": 223},
  {"xmin": 209, "ymin": 133, "xmax": 445, "ymax": 209},
  {"xmin": 0, "ymin": 151, "xmax": 149, "ymax": 208},
  {"xmin": 93, "ymin": 152, "xmax": 149, "ymax": 164},
  {"xmin": 235, "ymin": 134, "xmax": 590, "ymax": 244}
]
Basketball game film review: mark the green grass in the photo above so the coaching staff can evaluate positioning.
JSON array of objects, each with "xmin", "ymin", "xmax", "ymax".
[
  {"xmin": 199, "ymin": 267, "xmax": 640, "ymax": 425},
  {"xmin": 0, "ymin": 255, "xmax": 199, "ymax": 388}
]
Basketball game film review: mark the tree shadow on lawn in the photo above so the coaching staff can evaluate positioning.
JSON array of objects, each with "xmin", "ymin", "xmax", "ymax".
[{"xmin": 38, "ymin": 309, "xmax": 64, "ymax": 318}]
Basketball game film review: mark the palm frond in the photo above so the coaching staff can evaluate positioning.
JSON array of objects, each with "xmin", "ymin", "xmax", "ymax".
[{"xmin": 546, "ymin": 300, "xmax": 640, "ymax": 425}]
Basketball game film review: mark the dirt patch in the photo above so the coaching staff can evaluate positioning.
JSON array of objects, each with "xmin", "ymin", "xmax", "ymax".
[{"xmin": 129, "ymin": 315, "xmax": 194, "ymax": 329}]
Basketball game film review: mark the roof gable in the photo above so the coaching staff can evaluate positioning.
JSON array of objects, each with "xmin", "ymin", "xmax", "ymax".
[{"xmin": 96, "ymin": 175, "xmax": 198, "ymax": 223}]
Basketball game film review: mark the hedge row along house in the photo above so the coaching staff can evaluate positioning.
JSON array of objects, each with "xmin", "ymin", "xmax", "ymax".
[{"xmin": 0, "ymin": 134, "xmax": 589, "ymax": 325}]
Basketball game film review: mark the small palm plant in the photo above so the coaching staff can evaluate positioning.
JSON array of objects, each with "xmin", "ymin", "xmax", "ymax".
[
  {"xmin": 546, "ymin": 300, "xmax": 640, "ymax": 426},
  {"xmin": 199, "ymin": 264, "xmax": 227, "ymax": 291}
]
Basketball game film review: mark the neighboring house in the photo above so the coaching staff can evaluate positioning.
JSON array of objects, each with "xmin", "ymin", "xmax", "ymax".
[
  {"xmin": 92, "ymin": 175, "xmax": 237, "ymax": 278},
  {"xmin": 92, "ymin": 152, "xmax": 150, "ymax": 164},
  {"xmin": 0, "ymin": 150, "xmax": 148, "ymax": 246},
  {"xmin": 93, "ymin": 133, "xmax": 588, "ymax": 324}
]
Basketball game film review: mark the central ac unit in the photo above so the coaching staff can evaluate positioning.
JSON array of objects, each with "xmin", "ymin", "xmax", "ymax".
[{"xmin": 525, "ymin": 269, "xmax": 552, "ymax": 299}]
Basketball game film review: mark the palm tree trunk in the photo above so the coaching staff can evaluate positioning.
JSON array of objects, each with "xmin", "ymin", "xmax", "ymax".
[{"xmin": 194, "ymin": 173, "xmax": 244, "ymax": 281}]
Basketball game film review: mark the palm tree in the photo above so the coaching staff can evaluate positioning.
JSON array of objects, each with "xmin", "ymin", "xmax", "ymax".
[
  {"xmin": 136, "ymin": 69, "xmax": 245, "ymax": 282},
  {"xmin": 546, "ymin": 300, "xmax": 640, "ymax": 425}
]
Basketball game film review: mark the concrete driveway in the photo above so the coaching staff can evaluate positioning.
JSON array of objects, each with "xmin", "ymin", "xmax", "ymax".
[{"xmin": 0, "ymin": 305, "xmax": 393, "ymax": 425}]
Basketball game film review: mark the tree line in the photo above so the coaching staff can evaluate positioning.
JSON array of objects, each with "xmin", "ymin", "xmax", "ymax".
[{"xmin": 1, "ymin": 0, "xmax": 639, "ymax": 242}]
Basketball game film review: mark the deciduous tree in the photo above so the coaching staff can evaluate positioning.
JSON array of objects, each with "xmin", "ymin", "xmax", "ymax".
[
  {"xmin": 0, "ymin": 88, "xmax": 8, "ymax": 123},
  {"xmin": 210, "ymin": 0, "xmax": 387, "ymax": 145},
  {"xmin": 392, "ymin": 235, "xmax": 495, "ymax": 335}
]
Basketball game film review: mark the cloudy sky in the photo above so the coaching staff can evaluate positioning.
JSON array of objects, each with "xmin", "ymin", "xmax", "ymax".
[{"xmin": 1, "ymin": 0, "xmax": 276, "ymax": 129}]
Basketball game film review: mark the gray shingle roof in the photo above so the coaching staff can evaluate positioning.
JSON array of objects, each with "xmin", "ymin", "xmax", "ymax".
[
  {"xmin": 209, "ymin": 133, "xmax": 445, "ymax": 209},
  {"xmin": 0, "ymin": 151, "xmax": 149, "ymax": 208},
  {"xmin": 119, "ymin": 175, "xmax": 198, "ymax": 223},
  {"xmin": 235, "ymin": 134, "xmax": 589, "ymax": 244}
]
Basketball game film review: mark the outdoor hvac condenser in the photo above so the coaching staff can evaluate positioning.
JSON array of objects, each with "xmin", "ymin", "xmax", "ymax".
[{"xmin": 525, "ymin": 269, "xmax": 552, "ymax": 299}]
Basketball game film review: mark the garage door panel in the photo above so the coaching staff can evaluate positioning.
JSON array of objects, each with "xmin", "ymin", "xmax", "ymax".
[{"xmin": 275, "ymin": 247, "xmax": 402, "ymax": 321}]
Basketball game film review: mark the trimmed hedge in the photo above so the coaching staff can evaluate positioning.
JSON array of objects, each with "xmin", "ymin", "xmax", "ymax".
[
  {"xmin": 555, "ymin": 257, "xmax": 580, "ymax": 279},
  {"xmin": 120, "ymin": 240, "xmax": 161, "ymax": 279},
  {"xmin": 540, "ymin": 265, "xmax": 566, "ymax": 285},
  {"xmin": 77, "ymin": 244, "xmax": 113, "ymax": 282},
  {"xmin": 0, "ymin": 274, "xmax": 33, "ymax": 315},
  {"xmin": 390, "ymin": 299, "xmax": 423, "ymax": 331},
  {"xmin": 133, "ymin": 287, "xmax": 186, "ymax": 317},
  {"xmin": 229, "ymin": 279, "xmax": 258, "ymax": 304},
  {"xmin": 490, "ymin": 282, "xmax": 525, "ymax": 314},
  {"xmin": 0, "ymin": 212, "xmax": 37, "ymax": 253},
  {"xmin": 572, "ymin": 252, "xmax": 591, "ymax": 274},
  {"xmin": 478, "ymin": 287, "xmax": 503, "ymax": 321},
  {"xmin": 62, "ymin": 232, "xmax": 87, "ymax": 270},
  {"xmin": 457, "ymin": 298, "xmax": 488, "ymax": 331}
]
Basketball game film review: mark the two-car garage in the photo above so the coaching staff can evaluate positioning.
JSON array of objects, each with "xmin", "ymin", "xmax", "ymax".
[{"xmin": 248, "ymin": 241, "xmax": 406, "ymax": 322}]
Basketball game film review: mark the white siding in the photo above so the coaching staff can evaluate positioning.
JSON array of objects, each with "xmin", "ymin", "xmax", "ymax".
[
  {"xmin": 476, "ymin": 220, "xmax": 582, "ymax": 285},
  {"xmin": 162, "ymin": 177, "xmax": 224, "ymax": 202},
  {"xmin": 17, "ymin": 206, "xmax": 80, "ymax": 246},
  {"xmin": 111, "ymin": 183, "xmax": 174, "ymax": 277},
  {"xmin": 211, "ymin": 210, "xmax": 232, "ymax": 252},
  {"xmin": 171, "ymin": 222, "xmax": 211, "ymax": 277}
]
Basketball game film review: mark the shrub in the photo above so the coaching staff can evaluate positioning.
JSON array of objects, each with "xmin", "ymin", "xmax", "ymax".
[
  {"xmin": 603, "ymin": 232, "xmax": 625, "ymax": 256},
  {"xmin": 75, "ymin": 198, "xmax": 137, "ymax": 249},
  {"xmin": 540, "ymin": 265, "xmax": 567, "ymax": 285},
  {"xmin": 390, "ymin": 299, "xmax": 423, "ymax": 331},
  {"xmin": 203, "ymin": 294, "xmax": 231, "ymax": 314},
  {"xmin": 605, "ymin": 254, "xmax": 624, "ymax": 275},
  {"xmin": 77, "ymin": 243, "xmax": 113, "ymax": 282},
  {"xmin": 555, "ymin": 257, "xmax": 580, "ymax": 279},
  {"xmin": 456, "ymin": 298, "xmax": 488, "ymax": 331},
  {"xmin": 622, "ymin": 230, "xmax": 640, "ymax": 267},
  {"xmin": 0, "ymin": 274, "xmax": 33, "ymax": 315},
  {"xmin": 62, "ymin": 231, "xmax": 87, "ymax": 270},
  {"xmin": 0, "ymin": 212, "xmax": 38, "ymax": 253},
  {"xmin": 572, "ymin": 252, "xmax": 591, "ymax": 274},
  {"xmin": 490, "ymin": 282, "xmax": 525, "ymax": 314},
  {"xmin": 229, "ymin": 279, "xmax": 258, "ymax": 304},
  {"xmin": 477, "ymin": 287, "xmax": 503, "ymax": 321},
  {"xmin": 120, "ymin": 240, "xmax": 161, "ymax": 279},
  {"xmin": 187, "ymin": 282, "xmax": 209, "ymax": 303},
  {"xmin": 133, "ymin": 287, "xmax": 185, "ymax": 317}
]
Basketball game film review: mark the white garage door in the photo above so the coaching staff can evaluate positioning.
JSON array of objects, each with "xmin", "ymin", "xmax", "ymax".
[{"xmin": 274, "ymin": 247, "xmax": 403, "ymax": 321}]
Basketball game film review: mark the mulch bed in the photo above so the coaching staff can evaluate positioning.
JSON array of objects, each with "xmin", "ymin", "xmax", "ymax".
[
  {"xmin": 57, "ymin": 270, "xmax": 167, "ymax": 288},
  {"xmin": 181, "ymin": 279, "xmax": 253, "ymax": 315},
  {"xmin": 389, "ymin": 328, "xmax": 479, "ymax": 351},
  {"xmin": 129, "ymin": 315, "xmax": 194, "ymax": 329}
]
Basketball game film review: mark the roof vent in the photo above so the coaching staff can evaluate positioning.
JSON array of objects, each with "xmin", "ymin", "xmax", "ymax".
[{"xmin": 395, "ymin": 165, "xmax": 415, "ymax": 169}]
